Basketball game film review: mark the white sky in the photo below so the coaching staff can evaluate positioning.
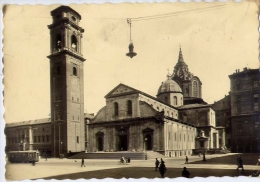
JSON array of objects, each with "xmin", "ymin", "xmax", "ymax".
[{"xmin": 3, "ymin": 1, "xmax": 259, "ymax": 123}]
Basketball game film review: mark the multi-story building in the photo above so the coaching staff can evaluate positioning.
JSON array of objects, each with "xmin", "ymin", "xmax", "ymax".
[
  {"xmin": 211, "ymin": 94, "xmax": 231, "ymax": 148},
  {"xmin": 228, "ymin": 67, "xmax": 260, "ymax": 153},
  {"xmin": 5, "ymin": 114, "xmax": 94, "ymax": 156},
  {"xmin": 5, "ymin": 118, "xmax": 52, "ymax": 155}
]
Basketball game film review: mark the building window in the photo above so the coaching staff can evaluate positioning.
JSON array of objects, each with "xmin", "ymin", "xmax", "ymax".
[
  {"xmin": 253, "ymin": 80, "xmax": 258, "ymax": 88},
  {"xmin": 56, "ymin": 66, "xmax": 61, "ymax": 75},
  {"xmin": 114, "ymin": 102, "xmax": 119, "ymax": 117},
  {"xmin": 237, "ymin": 124, "xmax": 242, "ymax": 134},
  {"xmin": 236, "ymin": 106, "xmax": 241, "ymax": 114},
  {"xmin": 42, "ymin": 136, "xmax": 45, "ymax": 142},
  {"xmin": 46, "ymin": 135, "xmax": 49, "ymax": 142},
  {"xmin": 254, "ymin": 94, "xmax": 258, "ymax": 98},
  {"xmin": 174, "ymin": 96, "xmax": 177, "ymax": 105},
  {"xmin": 236, "ymin": 84, "xmax": 240, "ymax": 90},
  {"xmin": 77, "ymin": 136, "xmax": 79, "ymax": 143},
  {"xmin": 127, "ymin": 100, "xmax": 132, "ymax": 116},
  {"xmin": 56, "ymin": 34, "xmax": 62, "ymax": 50},
  {"xmin": 73, "ymin": 67, "xmax": 77, "ymax": 76},
  {"xmin": 254, "ymin": 103, "xmax": 259, "ymax": 111},
  {"xmin": 164, "ymin": 96, "xmax": 168, "ymax": 103},
  {"xmin": 42, "ymin": 128, "xmax": 45, "ymax": 132},
  {"xmin": 193, "ymin": 81, "xmax": 198, "ymax": 97},
  {"xmin": 38, "ymin": 136, "xmax": 41, "ymax": 143},
  {"xmin": 71, "ymin": 35, "xmax": 77, "ymax": 51},
  {"xmin": 255, "ymin": 122, "xmax": 259, "ymax": 130}
]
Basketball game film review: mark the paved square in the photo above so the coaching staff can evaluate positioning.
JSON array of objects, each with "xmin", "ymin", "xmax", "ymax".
[{"xmin": 5, "ymin": 153, "xmax": 260, "ymax": 180}]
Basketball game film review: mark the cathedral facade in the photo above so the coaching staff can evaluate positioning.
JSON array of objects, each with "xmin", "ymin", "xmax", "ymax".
[{"xmin": 88, "ymin": 48, "xmax": 225, "ymax": 156}]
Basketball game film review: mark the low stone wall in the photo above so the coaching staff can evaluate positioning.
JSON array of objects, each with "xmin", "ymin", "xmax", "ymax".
[{"xmin": 192, "ymin": 148, "xmax": 229, "ymax": 155}]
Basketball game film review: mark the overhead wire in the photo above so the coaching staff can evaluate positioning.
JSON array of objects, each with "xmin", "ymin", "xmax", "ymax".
[{"xmin": 129, "ymin": 3, "xmax": 242, "ymax": 21}]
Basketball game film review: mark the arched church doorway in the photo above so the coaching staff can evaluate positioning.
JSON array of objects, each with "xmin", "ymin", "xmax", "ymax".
[
  {"xmin": 144, "ymin": 134, "xmax": 152, "ymax": 150},
  {"xmin": 97, "ymin": 136, "xmax": 103, "ymax": 151},
  {"xmin": 117, "ymin": 126, "xmax": 129, "ymax": 151},
  {"xmin": 143, "ymin": 128, "xmax": 154, "ymax": 151},
  {"xmin": 96, "ymin": 132, "xmax": 104, "ymax": 151},
  {"xmin": 118, "ymin": 135, "xmax": 128, "ymax": 151}
]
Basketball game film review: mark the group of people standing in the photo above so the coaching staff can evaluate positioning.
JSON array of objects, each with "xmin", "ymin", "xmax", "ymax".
[
  {"xmin": 155, "ymin": 158, "xmax": 167, "ymax": 178},
  {"xmin": 155, "ymin": 158, "xmax": 190, "ymax": 178}
]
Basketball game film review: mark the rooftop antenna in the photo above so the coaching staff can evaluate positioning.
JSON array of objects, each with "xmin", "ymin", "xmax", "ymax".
[{"xmin": 126, "ymin": 19, "xmax": 137, "ymax": 58}]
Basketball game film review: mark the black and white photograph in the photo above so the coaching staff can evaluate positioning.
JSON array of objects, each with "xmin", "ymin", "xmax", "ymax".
[{"xmin": 2, "ymin": 0, "xmax": 260, "ymax": 181}]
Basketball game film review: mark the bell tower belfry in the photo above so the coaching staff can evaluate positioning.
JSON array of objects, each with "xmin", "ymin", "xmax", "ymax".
[{"xmin": 47, "ymin": 6, "xmax": 86, "ymax": 157}]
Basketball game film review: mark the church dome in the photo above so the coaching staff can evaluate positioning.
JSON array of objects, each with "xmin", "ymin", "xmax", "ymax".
[{"xmin": 157, "ymin": 77, "xmax": 182, "ymax": 95}]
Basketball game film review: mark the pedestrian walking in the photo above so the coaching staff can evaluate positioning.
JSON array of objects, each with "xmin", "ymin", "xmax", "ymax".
[
  {"xmin": 182, "ymin": 167, "xmax": 190, "ymax": 178},
  {"xmin": 202, "ymin": 153, "xmax": 206, "ymax": 162},
  {"xmin": 236, "ymin": 156, "xmax": 244, "ymax": 171},
  {"xmin": 185, "ymin": 156, "xmax": 189, "ymax": 164},
  {"xmin": 159, "ymin": 158, "xmax": 167, "ymax": 178},
  {"xmin": 81, "ymin": 158, "xmax": 85, "ymax": 167},
  {"xmin": 155, "ymin": 158, "xmax": 160, "ymax": 171}
]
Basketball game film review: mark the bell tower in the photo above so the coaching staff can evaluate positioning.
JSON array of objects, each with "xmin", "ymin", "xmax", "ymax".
[{"xmin": 47, "ymin": 6, "xmax": 86, "ymax": 157}]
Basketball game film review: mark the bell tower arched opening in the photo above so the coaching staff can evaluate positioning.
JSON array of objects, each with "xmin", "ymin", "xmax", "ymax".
[{"xmin": 71, "ymin": 35, "xmax": 77, "ymax": 51}]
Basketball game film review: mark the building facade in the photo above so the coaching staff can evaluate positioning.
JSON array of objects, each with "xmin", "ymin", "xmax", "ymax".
[
  {"xmin": 229, "ymin": 68, "xmax": 260, "ymax": 153},
  {"xmin": 88, "ymin": 83, "xmax": 197, "ymax": 157},
  {"xmin": 211, "ymin": 94, "xmax": 231, "ymax": 148},
  {"xmin": 5, "ymin": 119, "xmax": 52, "ymax": 156}
]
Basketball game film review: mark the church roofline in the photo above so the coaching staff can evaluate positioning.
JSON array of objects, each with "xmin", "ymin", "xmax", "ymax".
[{"xmin": 105, "ymin": 83, "xmax": 178, "ymax": 110}]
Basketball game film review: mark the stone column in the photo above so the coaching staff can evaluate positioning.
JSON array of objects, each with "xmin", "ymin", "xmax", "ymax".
[
  {"xmin": 216, "ymin": 133, "xmax": 219, "ymax": 148},
  {"xmin": 29, "ymin": 126, "xmax": 33, "ymax": 150},
  {"xmin": 222, "ymin": 129, "xmax": 226, "ymax": 147}
]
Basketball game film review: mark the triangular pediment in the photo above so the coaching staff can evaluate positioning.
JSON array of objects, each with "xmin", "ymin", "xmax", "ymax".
[{"xmin": 105, "ymin": 83, "xmax": 139, "ymax": 98}]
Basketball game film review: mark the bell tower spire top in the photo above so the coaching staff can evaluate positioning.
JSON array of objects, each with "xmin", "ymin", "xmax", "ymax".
[{"xmin": 178, "ymin": 45, "xmax": 184, "ymax": 62}]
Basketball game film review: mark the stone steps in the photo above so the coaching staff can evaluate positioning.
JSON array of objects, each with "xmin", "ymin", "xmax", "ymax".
[{"xmin": 68, "ymin": 151, "xmax": 166, "ymax": 160}]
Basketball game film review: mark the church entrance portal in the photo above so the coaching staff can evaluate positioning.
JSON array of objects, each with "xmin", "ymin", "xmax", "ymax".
[
  {"xmin": 96, "ymin": 132, "xmax": 104, "ymax": 151},
  {"xmin": 144, "ymin": 134, "xmax": 152, "ymax": 150},
  {"xmin": 118, "ymin": 135, "xmax": 128, "ymax": 151}
]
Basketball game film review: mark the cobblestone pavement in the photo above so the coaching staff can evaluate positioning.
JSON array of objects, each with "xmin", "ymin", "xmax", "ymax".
[{"xmin": 5, "ymin": 153, "xmax": 260, "ymax": 180}]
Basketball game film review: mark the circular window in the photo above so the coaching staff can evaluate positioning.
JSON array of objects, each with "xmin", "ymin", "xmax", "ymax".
[{"xmin": 71, "ymin": 16, "xmax": 76, "ymax": 21}]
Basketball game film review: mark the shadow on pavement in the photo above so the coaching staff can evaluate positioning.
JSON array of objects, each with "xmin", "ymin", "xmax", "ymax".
[
  {"xmin": 38, "ymin": 167, "xmax": 253, "ymax": 180},
  {"xmin": 190, "ymin": 153, "xmax": 259, "ymax": 165}
]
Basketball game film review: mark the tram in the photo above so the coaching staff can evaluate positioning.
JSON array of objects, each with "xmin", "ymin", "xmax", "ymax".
[{"xmin": 8, "ymin": 150, "xmax": 40, "ymax": 163}]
